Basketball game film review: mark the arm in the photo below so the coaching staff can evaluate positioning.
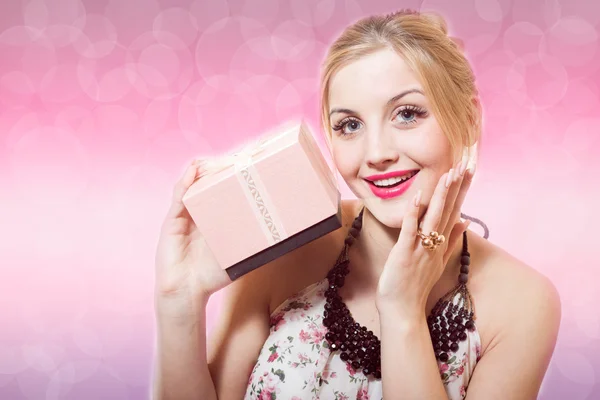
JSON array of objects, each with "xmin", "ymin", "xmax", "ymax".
[
  {"xmin": 206, "ymin": 268, "xmax": 273, "ymax": 398},
  {"xmin": 153, "ymin": 294, "xmax": 218, "ymax": 400},
  {"xmin": 152, "ymin": 266, "xmax": 272, "ymax": 400},
  {"xmin": 379, "ymin": 273, "xmax": 561, "ymax": 400},
  {"xmin": 379, "ymin": 311, "xmax": 449, "ymax": 399},
  {"xmin": 465, "ymin": 275, "xmax": 561, "ymax": 399}
]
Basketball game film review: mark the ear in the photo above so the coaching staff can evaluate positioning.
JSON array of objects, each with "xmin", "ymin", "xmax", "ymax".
[
  {"xmin": 467, "ymin": 97, "xmax": 481, "ymax": 126},
  {"xmin": 472, "ymin": 96, "xmax": 482, "ymax": 118}
]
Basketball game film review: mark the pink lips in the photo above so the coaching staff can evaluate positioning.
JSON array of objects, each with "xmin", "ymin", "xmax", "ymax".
[
  {"xmin": 365, "ymin": 169, "xmax": 417, "ymax": 181},
  {"xmin": 365, "ymin": 171, "xmax": 418, "ymax": 199}
]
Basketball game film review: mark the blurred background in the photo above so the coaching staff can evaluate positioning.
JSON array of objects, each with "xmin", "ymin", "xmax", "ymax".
[{"xmin": 1, "ymin": 0, "xmax": 599, "ymax": 398}]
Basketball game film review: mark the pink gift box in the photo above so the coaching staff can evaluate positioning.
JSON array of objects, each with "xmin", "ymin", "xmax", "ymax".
[{"xmin": 182, "ymin": 120, "xmax": 342, "ymax": 280}]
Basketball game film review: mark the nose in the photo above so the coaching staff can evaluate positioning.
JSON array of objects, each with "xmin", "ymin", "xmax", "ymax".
[{"xmin": 365, "ymin": 131, "xmax": 399, "ymax": 169}]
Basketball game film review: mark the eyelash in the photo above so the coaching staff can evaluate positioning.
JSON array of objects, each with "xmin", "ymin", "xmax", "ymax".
[{"xmin": 331, "ymin": 105, "xmax": 428, "ymax": 136}]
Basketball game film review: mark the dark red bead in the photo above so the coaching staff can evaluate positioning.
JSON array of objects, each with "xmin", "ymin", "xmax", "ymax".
[
  {"xmin": 322, "ymin": 208, "xmax": 474, "ymax": 381},
  {"xmin": 458, "ymin": 273, "xmax": 469, "ymax": 283},
  {"xmin": 459, "ymin": 331, "xmax": 467, "ymax": 341},
  {"xmin": 450, "ymin": 342, "xmax": 459, "ymax": 352},
  {"xmin": 465, "ymin": 320, "xmax": 475, "ymax": 331}
]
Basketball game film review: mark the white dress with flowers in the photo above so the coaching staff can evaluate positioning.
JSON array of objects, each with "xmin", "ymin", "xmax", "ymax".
[{"xmin": 244, "ymin": 277, "xmax": 482, "ymax": 400}]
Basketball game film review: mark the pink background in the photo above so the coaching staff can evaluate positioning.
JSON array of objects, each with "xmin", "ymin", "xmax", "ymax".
[{"xmin": 1, "ymin": 0, "xmax": 599, "ymax": 398}]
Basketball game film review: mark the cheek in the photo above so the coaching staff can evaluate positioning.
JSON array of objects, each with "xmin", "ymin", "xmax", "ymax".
[
  {"xmin": 331, "ymin": 146, "xmax": 360, "ymax": 178},
  {"xmin": 415, "ymin": 118, "xmax": 453, "ymax": 157},
  {"xmin": 410, "ymin": 135, "xmax": 454, "ymax": 170}
]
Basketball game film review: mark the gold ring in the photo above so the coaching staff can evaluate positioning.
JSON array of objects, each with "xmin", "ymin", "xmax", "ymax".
[{"xmin": 417, "ymin": 230, "xmax": 446, "ymax": 251}]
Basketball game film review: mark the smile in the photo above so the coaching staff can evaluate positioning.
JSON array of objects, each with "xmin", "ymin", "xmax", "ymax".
[{"xmin": 365, "ymin": 171, "xmax": 419, "ymax": 199}]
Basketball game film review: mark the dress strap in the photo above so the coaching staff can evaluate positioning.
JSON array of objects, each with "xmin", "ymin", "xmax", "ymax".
[{"xmin": 460, "ymin": 212, "xmax": 489, "ymax": 239}]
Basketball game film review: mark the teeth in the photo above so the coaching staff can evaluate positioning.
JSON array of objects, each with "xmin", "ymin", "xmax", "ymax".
[{"xmin": 372, "ymin": 171, "xmax": 416, "ymax": 187}]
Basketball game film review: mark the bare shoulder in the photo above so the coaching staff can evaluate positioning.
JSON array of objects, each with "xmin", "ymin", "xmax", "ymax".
[
  {"xmin": 253, "ymin": 199, "xmax": 362, "ymax": 314},
  {"xmin": 468, "ymin": 233, "xmax": 562, "ymax": 355},
  {"xmin": 460, "ymin": 235, "xmax": 561, "ymax": 397}
]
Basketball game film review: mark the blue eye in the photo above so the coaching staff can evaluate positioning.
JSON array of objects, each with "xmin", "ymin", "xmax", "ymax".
[
  {"xmin": 331, "ymin": 104, "xmax": 428, "ymax": 137},
  {"xmin": 394, "ymin": 105, "xmax": 428, "ymax": 125},
  {"xmin": 332, "ymin": 117, "xmax": 362, "ymax": 136}
]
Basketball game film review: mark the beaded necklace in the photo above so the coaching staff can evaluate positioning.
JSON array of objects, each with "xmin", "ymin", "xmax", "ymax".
[{"xmin": 323, "ymin": 207, "xmax": 482, "ymax": 379}]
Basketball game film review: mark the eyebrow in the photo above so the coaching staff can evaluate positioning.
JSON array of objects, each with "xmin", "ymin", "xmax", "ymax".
[{"xmin": 328, "ymin": 88, "xmax": 424, "ymax": 118}]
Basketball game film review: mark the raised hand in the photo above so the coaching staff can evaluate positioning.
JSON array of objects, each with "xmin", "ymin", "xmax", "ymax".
[
  {"xmin": 154, "ymin": 160, "xmax": 233, "ymax": 318},
  {"xmin": 375, "ymin": 153, "xmax": 476, "ymax": 319}
]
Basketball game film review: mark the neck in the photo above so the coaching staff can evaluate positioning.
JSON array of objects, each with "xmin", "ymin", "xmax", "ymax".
[{"xmin": 348, "ymin": 206, "xmax": 464, "ymax": 289}]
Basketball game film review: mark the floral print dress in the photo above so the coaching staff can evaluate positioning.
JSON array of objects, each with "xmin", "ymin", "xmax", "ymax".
[{"xmin": 244, "ymin": 277, "xmax": 482, "ymax": 400}]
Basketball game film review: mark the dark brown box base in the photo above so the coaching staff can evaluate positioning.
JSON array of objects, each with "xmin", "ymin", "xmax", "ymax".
[{"xmin": 226, "ymin": 200, "xmax": 343, "ymax": 281}]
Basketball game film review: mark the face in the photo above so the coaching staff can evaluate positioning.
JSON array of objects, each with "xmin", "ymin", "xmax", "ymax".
[{"xmin": 328, "ymin": 48, "xmax": 456, "ymax": 228}]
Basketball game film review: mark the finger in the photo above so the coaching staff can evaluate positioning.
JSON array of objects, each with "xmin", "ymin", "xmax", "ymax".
[
  {"xmin": 439, "ymin": 153, "xmax": 468, "ymax": 233},
  {"xmin": 420, "ymin": 168, "xmax": 453, "ymax": 235},
  {"xmin": 397, "ymin": 189, "xmax": 422, "ymax": 251},
  {"xmin": 443, "ymin": 160, "xmax": 475, "ymax": 238},
  {"xmin": 165, "ymin": 160, "xmax": 202, "ymax": 220},
  {"xmin": 443, "ymin": 220, "xmax": 471, "ymax": 266}
]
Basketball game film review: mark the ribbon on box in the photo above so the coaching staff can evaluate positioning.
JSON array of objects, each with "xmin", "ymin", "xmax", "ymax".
[
  {"xmin": 197, "ymin": 124, "xmax": 301, "ymax": 245},
  {"xmin": 233, "ymin": 152, "xmax": 288, "ymax": 245}
]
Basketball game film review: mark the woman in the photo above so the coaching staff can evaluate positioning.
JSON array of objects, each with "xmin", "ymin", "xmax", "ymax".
[{"xmin": 152, "ymin": 10, "xmax": 561, "ymax": 400}]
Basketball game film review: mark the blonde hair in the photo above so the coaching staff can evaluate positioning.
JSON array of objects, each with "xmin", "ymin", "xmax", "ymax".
[{"xmin": 320, "ymin": 10, "xmax": 482, "ymax": 163}]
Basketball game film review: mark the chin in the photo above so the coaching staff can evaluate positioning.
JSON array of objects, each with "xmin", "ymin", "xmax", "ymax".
[{"xmin": 361, "ymin": 198, "xmax": 407, "ymax": 229}]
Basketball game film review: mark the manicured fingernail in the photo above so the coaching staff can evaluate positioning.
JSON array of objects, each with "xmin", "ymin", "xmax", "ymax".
[
  {"xmin": 414, "ymin": 189, "xmax": 422, "ymax": 206},
  {"xmin": 459, "ymin": 154, "xmax": 468, "ymax": 176},
  {"xmin": 445, "ymin": 169, "xmax": 454, "ymax": 187},
  {"xmin": 467, "ymin": 160, "xmax": 477, "ymax": 176}
]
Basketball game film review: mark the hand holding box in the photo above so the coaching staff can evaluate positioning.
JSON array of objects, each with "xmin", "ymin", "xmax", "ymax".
[{"xmin": 182, "ymin": 120, "xmax": 342, "ymax": 280}]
